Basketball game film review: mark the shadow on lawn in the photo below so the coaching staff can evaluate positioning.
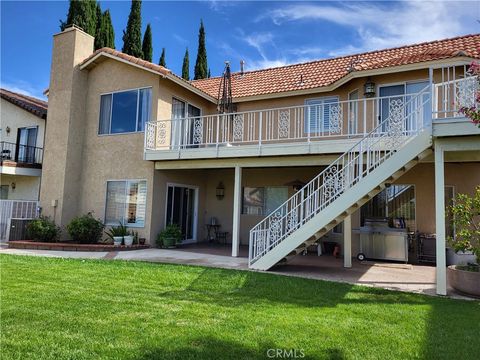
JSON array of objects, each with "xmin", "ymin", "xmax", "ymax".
[
  {"xmin": 157, "ymin": 267, "xmax": 427, "ymax": 309},
  {"xmin": 421, "ymin": 296, "xmax": 480, "ymax": 360},
  {"xmin": 134, "ymin": 336, "xmax": 345, "ymax": 360}
]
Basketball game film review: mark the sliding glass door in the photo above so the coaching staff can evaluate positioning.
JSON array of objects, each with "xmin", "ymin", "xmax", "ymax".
[
  {"xmin": 171, "ymin": 98, "xmax": 201, "ymax": 148},
  {"xmin": 16, "ymin": 127, "xmax": 37, "ymax": 163},
  {"xmin": 165, "ymin": 184, "xmax": 198, "ymax": 243}
]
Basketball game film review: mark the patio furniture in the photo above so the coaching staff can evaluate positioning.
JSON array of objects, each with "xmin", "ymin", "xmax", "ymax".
[
  {"xmin": 215, "ymin": 231, "xmax": 228, "ymax": 245},
  {"xmin": 205, "ymin": 224, "xmax": 220, "ymax": 242}
]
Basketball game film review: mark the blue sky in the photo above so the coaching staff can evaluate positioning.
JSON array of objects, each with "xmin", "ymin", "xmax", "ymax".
[{"xmin": 1, "ymin": 0, "xmax": 479, "ymax": 99}]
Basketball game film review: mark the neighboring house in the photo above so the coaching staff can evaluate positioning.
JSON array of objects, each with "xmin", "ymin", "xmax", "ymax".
[
  {"xmin": 0, "ymin": 88, "xmax": 47, "ymax": 200},
  {"xmin": 40, "ymin": 26, "xmax": 480, "ymax": 295}
]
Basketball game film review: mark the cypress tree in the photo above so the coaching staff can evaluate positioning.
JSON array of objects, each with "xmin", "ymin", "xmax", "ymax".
[
  {"xmin": 181, "ymin": 48, "xmax": 190, "ymax": 80},
  {"xmin": 122, "ymin": 0, "xmax": 143, "ymax": 58},
  {"xmin": 159, "ymin": 48, "xmax": 166, "ymax": 67},
  {"xmin": 60, "ymin": 0, "xmax": 98, "ymax": 36},
  {"xmin": 94, "ymin": 3, "xmax": 102, "ymax": 50},
  {"xmin": 102, "ymin": 10, "xmax": 115, "ymax": 49},
  {"xmin": 194, "ymin": 20, "xmax": 208, "ymax": 80},
  {"xmin": 142, "ymin": 24, "xmax": 153, "ymax": 62},
  {"xmin": 95, "ymin": 9, "xmax": 115, "ymax": 49}
]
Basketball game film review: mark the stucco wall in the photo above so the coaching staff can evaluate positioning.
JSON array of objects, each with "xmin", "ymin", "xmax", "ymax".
[
  {"xmin": 0, "ymin": 174, "xmax": 40, "ymax": 200},
  {"xmin": 0, "ymin": 99, "xmax": 46, "ymax": 148}
]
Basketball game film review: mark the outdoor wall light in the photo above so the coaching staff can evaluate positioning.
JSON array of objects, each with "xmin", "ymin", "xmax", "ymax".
[
  {"xmin": 216, "ymin": 182, "xmax": 225, "ymax": 200},
  {"xmin": 11, "ymin": 182, "xmax": 16, "ymax": 191},
  {"xmin": 364, "ymin": 78, "xmax": 376, "ymax": 98},
  {"xmin": 5, "ymin": 126, "xmax": 10, "ymax": 135}
]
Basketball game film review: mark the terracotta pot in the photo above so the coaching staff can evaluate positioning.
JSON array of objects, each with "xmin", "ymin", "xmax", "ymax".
[{"xmin": 447, "ymin": 265, "xmax": 480, "ymax": 298}]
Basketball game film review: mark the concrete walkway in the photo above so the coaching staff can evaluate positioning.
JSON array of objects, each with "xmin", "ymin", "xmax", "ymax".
[{"xmin": 0, "ymin": 244, "xmax": 472, "ymax": 300}]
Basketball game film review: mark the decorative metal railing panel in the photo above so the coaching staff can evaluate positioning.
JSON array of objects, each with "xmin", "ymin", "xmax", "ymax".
[{"xmin": 248, "ymin": 85, "xmax": 433, "ymax": 266}]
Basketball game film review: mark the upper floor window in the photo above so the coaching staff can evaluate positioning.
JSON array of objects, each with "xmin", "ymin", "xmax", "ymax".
[
  {"xmin": 305, "ymin": 96, "xmax": 339, "ymax": 133},
  {"xmin": 98, "ymin": 87, "xmax": 152, "ymax": 135}
]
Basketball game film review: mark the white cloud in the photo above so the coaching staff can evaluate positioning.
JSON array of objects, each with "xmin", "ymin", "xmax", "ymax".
[
  {"xmin": 260, "ymin": 1, "xmax": 479, "ymax": 55},
  {"xmin": 0, "ymin": 80, "xmax": 47, "ymax": 99},
  {"xmin": 173, "ymin": 33, "xmax": 188, "ymax": 45}
]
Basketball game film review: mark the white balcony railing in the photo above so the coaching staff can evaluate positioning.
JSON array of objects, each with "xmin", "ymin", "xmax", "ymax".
[
  {"xmin": 145, "ymin": 76, "xmax": 478, "ymax": 155},
  {"xmin": 433, "ymin": 75, "xmax": 479, "ymax": 119},
  {"xmin": 146, "ymin": 93, "xmax": 431, "ymax": 152}
]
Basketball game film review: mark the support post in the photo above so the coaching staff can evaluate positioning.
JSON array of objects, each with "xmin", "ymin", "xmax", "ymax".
[
  {"xmin": 232, "ymin": 165, "xmax": 242, "ymax": 257},
  {"xmin": 434, "ymin": 145, "xmax": 447, "ymax": 295},
  {"xmin": 343, "ymin": 215, "xmax": 352, "ymax": 268}
]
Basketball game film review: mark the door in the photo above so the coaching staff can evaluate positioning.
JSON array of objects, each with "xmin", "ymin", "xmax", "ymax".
[
  {"xmin": 406, "ymin": 81, "xmax": 431, "ymax": 129},
  {"xmin": 16, "ymin": 127, "xmax": 37, "ymax": 163},
  {"xmin": 379, "ymin": 85, "xmax": 405, "ymax": 132},
  {"xmin": 165, "ymin": 184, "xmax": 198, "ymax": 243},
  {"xmin": 171, "ymin": 98, "xmax": 201, "ymax": 149}
]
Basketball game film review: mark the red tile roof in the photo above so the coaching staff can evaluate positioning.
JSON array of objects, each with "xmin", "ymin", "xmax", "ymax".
[
  {"xmin": 0, "ymin": 88, "xmax": 48, "ymax": 119},
  {"xmin": 192, "ymin": 34, "xmax": 480, "ymax": 99}
]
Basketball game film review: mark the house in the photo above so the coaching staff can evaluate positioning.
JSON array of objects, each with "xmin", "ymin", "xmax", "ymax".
[
  {"xmin": 0, "ymin": 88, "xmax": 47, "ymax": 240},
  {"xmin": 40, "ymin": 25, "xmax": 480, "ymax": 295},
  {"xmin": 1, "ymin": 88, "xmax": 47, "ymax": 200}
]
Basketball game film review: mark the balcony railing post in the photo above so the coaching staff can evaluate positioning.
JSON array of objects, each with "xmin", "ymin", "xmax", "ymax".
[
  {"xmin": 258, "ymin": 112, "xmax": 263, "ymax": 148},
  {"xmin": 216, "ymin": 114, "xmax": 220, "ymax": 150}
]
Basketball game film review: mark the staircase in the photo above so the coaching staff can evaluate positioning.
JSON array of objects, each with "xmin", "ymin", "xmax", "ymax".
[{"xmin": 248, "ymin": 85, "xmax": 433, "ymax": 270}]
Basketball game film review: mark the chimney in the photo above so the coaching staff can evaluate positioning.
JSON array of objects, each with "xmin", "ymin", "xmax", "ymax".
[
  {"xmin": 240, "ymin": 60, "xmax": 245, "ymax": 76},
  {"xmin": 40, "ymin": 26, "xmax": 94, "ymax": 230}
]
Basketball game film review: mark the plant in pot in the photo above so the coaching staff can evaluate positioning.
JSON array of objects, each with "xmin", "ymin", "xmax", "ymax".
[
  {"xmin": 447, "ymin": 186, "xmax": 480, "ymax": 297},
  {"xmin": 156, "ymin": 224, "xmax": 182, "ymax": 248},
  {"xmin": 123, "ymin": 230, "xmax": 134, "ymax": 247},
  {"xmin": 106, "ymin": 223, "xmax": 128, "ymax": 246}
]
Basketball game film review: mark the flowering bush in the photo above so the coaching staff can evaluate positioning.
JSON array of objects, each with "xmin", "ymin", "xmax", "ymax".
[{"xmin": 459, "ymin": 62, "xmax": 480, "ymax": 128}]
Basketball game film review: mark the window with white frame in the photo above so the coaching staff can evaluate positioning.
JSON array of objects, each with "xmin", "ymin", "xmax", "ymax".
[
  {"xmin": 242, "ymin": 186, "xmax": 288, "ymax": 215},
  {"xmin": 105, "ymin": 180, "xmax": 147, "ymax": 227},
  {"xmin": 98, "ymin": 88, "xmax": 152, "ymax": 135},
  {"xmin": 305, "ymin": 96, "xmax": 339, "ymax": 133}
]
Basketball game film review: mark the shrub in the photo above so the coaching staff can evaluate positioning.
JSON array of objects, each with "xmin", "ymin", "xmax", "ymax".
[
  {"xmin": 67, "ymin": 213, "xmax": 105, "ymax": 244},
  {"xmin": 26, "ymin": 216, "xmax": 60, "ymax": 243},
  {"xmin": 448, "ymin": 186, "xmax": 480, "ymax": 267}
]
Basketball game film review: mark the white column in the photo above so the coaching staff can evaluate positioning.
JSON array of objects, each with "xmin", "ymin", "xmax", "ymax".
[
  {"xmin": 343, "ymin": 215, "xmax": 352, "ymax": 268},
  {"xmin": 434, "ymin": 145, "xmax": 447, "ymax": 295},
  {"xmin": 232, "ymin": 165, "xmax": 242, "ymax": 257}
]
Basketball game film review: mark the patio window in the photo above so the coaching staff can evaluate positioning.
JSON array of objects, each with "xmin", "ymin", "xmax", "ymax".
[
  {"xmin": 361, "ymin": 185, "xmax": 416, "ymax": 230},
  {"xmin": 105, "ymin": 180, "xmax": 147, "ymax": 227},
  {"xmin": 242, "ymin": 186, "xmax": 288, "ymax": 216},
  {"xmin": 98, "ymin": 87, "xmax": 152, "ymax": 135},
  {"xmin": 304, "ymin": 96, "xmax": 339, "ymax": 133}
]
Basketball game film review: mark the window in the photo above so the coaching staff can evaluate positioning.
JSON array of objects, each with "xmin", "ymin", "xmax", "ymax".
[
  {"xmin": 361, "ymin": 185, "xmax": 416, "ymax": 231},
  {"xmin": 105, "ymin": 180, "xmax": 147, "ymax": 227},
  {"xmin": 171, "ymin": 98, "xmax": 201, "ymax": 147},
  {"xmin": 305, "ymin": 97, "xmax": 339, "ymax": 133},
  {"xmin": 98, "ymin": 88, "xmax": 152, "ymax": 135},
  {"xmin": 242, "ymin": 186, "xmax": 288, "ymax": 216},
  {"xmin": 0, "ymin": 185, "xmax": 8, "ymax": 200}
]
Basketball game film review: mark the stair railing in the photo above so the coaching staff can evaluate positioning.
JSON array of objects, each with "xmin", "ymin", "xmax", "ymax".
[{"xmin": 249, "ymin": 85, "xmax": 432, "ymax": 266}]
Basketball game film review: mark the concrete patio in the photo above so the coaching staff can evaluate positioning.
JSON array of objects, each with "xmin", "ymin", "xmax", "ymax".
[{"xmin": 0, "ymin": 242, "xmax": 470, "ymax": 299}]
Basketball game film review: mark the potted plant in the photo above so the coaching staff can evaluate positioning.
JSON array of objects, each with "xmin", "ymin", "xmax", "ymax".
[
  {"xmin": 447, "ymin": 186, "xmax": 480, "ymax": 297},
  {"xmin": 106, "ymin": 223, "xmax": 128, "ymax": 246},
  {"xmin": 124, "ymin": 230, "xmax": 134, "ymax": 247},
  {"xmin": 156, "ymin": 224, "xmax": 182, "ymax": 248}
]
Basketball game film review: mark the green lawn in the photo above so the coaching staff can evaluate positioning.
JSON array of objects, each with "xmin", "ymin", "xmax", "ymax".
[{"xmin": 1, "ymin": 255, "xmax": 479, "ymax": 360}]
